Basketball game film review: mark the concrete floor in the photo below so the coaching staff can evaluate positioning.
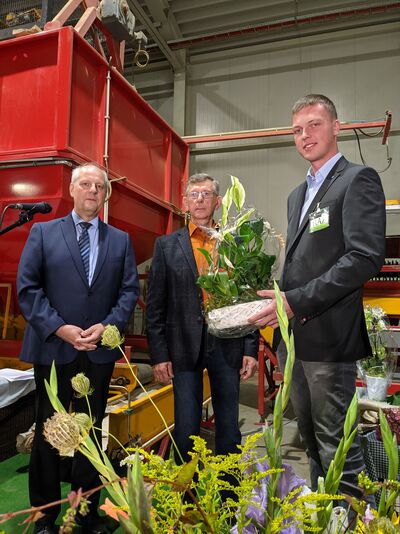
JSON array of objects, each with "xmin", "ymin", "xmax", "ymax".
[{"xmin": 200, "ymin": 371, "xmax": 310, "ymax": 484}]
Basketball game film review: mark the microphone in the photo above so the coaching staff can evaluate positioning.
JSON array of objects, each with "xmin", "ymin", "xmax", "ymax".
[{"xmin": 9, "ymin": 202, "xmax": 52, "ymax": 214}]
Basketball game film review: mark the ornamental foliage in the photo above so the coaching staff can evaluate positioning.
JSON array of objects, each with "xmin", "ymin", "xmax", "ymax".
[{"xmin": 197, "ymin": 176, "xmax": 279, "ymax": 311}]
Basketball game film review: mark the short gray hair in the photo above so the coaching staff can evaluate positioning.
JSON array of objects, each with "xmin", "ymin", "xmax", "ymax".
[
  {"xmin": 292, "ymin": 94, "xmax": 338, "ymax": 120},
  {"xmin": 185, "ymin": 173, "xmax": 219, "ymax": 195},
  {"xmin": 71, "ymin": 163, "xmax": 109, "ymax": 184}
]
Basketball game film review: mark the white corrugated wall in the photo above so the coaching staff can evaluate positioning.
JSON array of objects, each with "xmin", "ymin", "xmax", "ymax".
[{"xmin": 136, "ymin": 22, "xmax": 400, "ymax": 238}]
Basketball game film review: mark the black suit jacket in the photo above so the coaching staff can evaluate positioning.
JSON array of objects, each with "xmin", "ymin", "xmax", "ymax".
[
  {"xmin": 281, "ymin": 156, "xmax": 386, "ymax": 362},
  {"xmin": 146, "ymin": 226, "xmax": 259, "ymax": 372}
]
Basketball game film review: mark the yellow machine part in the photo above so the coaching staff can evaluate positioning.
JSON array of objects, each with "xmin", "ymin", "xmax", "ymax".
[
  {"xmin": 260, "ymin": 326, "xmax": 274, "ymax": 345},
  {"xmin": 363, "ymin": 296, "xmax": 400, "ymax": 316},
  {"xmin": 107, "ymin": 366, "xmax": 211, "ymax": 452},
  {"xmin": 108, "ymin": 362, "xmax": 138, "ymax": 402}
]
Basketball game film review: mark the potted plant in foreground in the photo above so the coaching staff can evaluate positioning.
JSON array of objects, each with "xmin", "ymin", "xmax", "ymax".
[
  {"xmin": 358, "ymin": 306, "xmax": 396, "ymax": 401},
  {"xmin": 197, "ymin": 176, "xmax": 281, "ymax": 337}
]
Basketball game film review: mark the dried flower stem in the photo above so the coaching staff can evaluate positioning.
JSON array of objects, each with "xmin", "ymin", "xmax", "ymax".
[{"xmin": 0, "ymin": 480, "xmax": 116, "ymax": 526}]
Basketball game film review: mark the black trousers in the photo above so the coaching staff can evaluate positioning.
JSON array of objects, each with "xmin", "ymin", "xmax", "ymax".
[
  {"xmin": 29, "ymin": 353, "xmax": 114, "ymax": 521},
  {"xmin": 172, "ymin": 333, "xmax": 241, "ymax": 463}
]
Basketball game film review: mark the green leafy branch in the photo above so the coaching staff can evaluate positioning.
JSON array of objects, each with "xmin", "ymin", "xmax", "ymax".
[{"xmin": 197, "ymin": 176, "xmax": 277, "ymax": 310}]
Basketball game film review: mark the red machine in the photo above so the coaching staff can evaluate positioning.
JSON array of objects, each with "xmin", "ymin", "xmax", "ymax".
[{"xmin": 0, "ymin": 26, "xmax": 188, "ymax": 358}]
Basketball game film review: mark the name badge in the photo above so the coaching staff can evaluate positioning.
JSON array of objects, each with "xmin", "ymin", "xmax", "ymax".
[{"xmin": 309, "ymin": 204, "xmax": 329, "ymax": 233}]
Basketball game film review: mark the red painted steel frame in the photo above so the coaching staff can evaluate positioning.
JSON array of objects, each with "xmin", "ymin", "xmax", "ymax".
[
  {"xmin": 0, "ymin": 26, "xmax": 188, "ymax": 265},
  {"xmin": 258, "ymin": 339, "xmax": 281, "ymax": 421}
]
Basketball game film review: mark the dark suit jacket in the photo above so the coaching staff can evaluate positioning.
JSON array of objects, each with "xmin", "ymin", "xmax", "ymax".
[
  {"xmin": 17, "ymin": 214, "xmax": 139, "ymax": 365},
  {"xmin": 146, "ymin": 226, "xmax": 259, "ymax": 372},
  {"xmin": 280, "ymin": 156, "xmax": 386, "ymax": 362}
]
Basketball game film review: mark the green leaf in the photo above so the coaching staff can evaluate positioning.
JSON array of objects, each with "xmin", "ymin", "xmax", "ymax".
[
  {"xmin": 222, "ymin": 255, "xmax": 234, "ymax": 270},
  {"xmin": 197, "ymin": 273, "xmax": 215, "ymax": 290},
  {"xmin": 274, "ymin": 281, "xmax": 289, "ymax": 349},
  {"xmin": 43, "ymin": 362, "xmax": 67, "ymax": 414},
  {"xmin": 247, "ymin": 218, "xmax": 264, "ymax": 236},
  {"xmin": 81, "ymin": 437, "xmax": 119, "ymax": 484},
  {"xmin": 228, "ymin": 279, "xmax": 239, "ymax": 297},
  {"xmin": 221, "ymin": 185, "xmax": 232, "ymax": 226},
  {"xmin": 343, "ymin": 427, "xmax": 358, "ymax": 455},
  {"xmin": 173, "ymin": 456, "xmax": 199, "ymax": 490},
  {"xmin": 118, "ymin": 514, "xmax": 138, "ymax": 534},
  {"xmin": 50, "ymin": 361, "xmax": 58, "ymax": 395},
  {"xmin": 234, "ymin": 208, "xmax": 256, "ymax": 231},
  {"xmin": 216, "ymin": 271, "xmax": 230, "ymax": 289},
  {"xmin": 238, "ymin": 222, "xmax": 252, "ymax": 238},
  {"xmin": 126, "ymin": 453, "xmax": 154, "ymax": 533},
  {"xmin": 197, "ymin": 247, "xmax": 213, "ymax": 268},
  {"xmin": 343, "ymin": 394, "xmax": 358, "ymax": 439},
  {"xmin": 379, "ymin": 410, "xmax": 399, "ymax": 481},
  {"xmin": 388, "ymin": 392, "xmax": 400, "ymax": 406},
  {"xmin": 230, "ymin": 175, "xmax": 246, "ymax": 211}
]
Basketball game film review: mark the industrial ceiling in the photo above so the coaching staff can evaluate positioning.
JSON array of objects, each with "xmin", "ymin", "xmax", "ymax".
[
  {"xmin": 126, "ymin": 0, "xmax": 400, "ymax": 71},
  {"xmin": 1, "ymin": 1, "xmax": 399, "ymax": 73}
]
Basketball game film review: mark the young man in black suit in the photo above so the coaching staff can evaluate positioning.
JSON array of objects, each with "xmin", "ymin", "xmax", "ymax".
[
  {"xmin": 146, "ymin": 173, "xmax": 258, "ymax": 462},
  {"xmin": 250, "ymin": 94, "xmax": 386, "ymax": 498}
]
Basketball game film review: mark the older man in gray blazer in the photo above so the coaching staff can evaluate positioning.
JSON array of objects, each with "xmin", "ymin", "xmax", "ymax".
[{"xmin": 146, "ymin": 173, "xmax": 258, "ymax": 463}]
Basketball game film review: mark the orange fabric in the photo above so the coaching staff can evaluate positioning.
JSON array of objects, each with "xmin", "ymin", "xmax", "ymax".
[{"xmin": 188, "ymin": 221, "xmax": 216, "ymax": 301}]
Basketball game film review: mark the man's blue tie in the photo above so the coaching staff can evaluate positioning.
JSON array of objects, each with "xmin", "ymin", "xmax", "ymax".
[{"xmin": 78, "ymin": 222, "xmax": 91, "ymax": 281}]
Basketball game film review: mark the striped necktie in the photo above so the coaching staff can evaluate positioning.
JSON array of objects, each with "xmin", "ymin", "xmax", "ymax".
[{"xmin": 78, "ymin": 222, "xmax": 91, "ymax": 281}]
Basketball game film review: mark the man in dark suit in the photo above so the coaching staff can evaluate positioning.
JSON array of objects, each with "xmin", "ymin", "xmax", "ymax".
[
  {"xmin": 17, "ymin": 163, "xmax": 139, "ymax": 534},
  {"xmin": 250, "ymin": 94, "xmax": 386, "ymax": 498},
  {"xmin": 146, "ymin": 173, "xmax": 258, "ymax": 462}
]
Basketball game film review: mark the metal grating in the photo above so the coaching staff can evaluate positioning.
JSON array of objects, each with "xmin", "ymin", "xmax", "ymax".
[
  {"xmin": 0, "ymin": 0, "xmax": 42, "ymax": 28},
  {"xmin": 0, "ymin": 1, "xmax": 84, "ymax": 40}
]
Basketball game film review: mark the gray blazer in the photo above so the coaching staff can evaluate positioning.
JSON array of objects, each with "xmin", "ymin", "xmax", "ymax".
[{"xmin": 146, "ymin": 226, "xmax": 259, "ymax": 372}]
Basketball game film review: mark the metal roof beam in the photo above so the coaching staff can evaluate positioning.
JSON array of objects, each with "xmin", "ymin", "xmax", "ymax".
[
  {"xmin": 144, "ymin": 0, "xmax": 185, "ymax": 66},
  {"xmin": 146, "ymin": 0, "xmax": 182, "ymax": 39},
  {"xmin": 126, "ymin": 0, "xmax": 185, "ymax": 71}
]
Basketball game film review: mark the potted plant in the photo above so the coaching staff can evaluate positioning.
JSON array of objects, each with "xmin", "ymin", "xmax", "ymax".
[
  {"xmin": 197, "ymin": 176, "xmax": 281, "ymax": 337},
  {"xmin": 358, "ymin": 306, "xmax": 396, "ymax": 401}
]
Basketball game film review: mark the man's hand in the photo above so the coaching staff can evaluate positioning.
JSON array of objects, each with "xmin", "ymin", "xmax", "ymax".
[
  {"xmin": 240, "ymin": 355, "xmax": 257, "ymax": 381},
  {"xmin": 55, "ymin": 324, "xmax": 101, "ymax": 351},
  {"xmin": 248, "ymin": 290, "xmax": 294, "ymax": 329},
  {"xmin": 55, "ymin": 324, "xmax": 94, "ymax": 350},
  {"xmin": 153, "ymin": 362, "xmax": 174, "ymax": 384},
  {"xmin": 80, "ymin": 323, "xmax": 105, "ymax": 345}
]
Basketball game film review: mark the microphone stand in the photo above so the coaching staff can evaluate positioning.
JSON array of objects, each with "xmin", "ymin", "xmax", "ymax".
[{"xmin": 0, "ymin": 210, "xmax": 35, "ymax": 236}]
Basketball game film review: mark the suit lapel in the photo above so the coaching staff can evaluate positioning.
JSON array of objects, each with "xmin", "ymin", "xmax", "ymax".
[
  {"xmin": 91, "ymin": 220, "xmax": 109, "ymax": 286},
  {"xmin": 285, "ymin": 182, "xmax": 307, "ymax": 254},
  {"xmin": 286, "ymin": 156, "xmax": 347, "ymax": 258},
  {"xmin": 61, "ymin": 214, "xmax": 88, "ymax": 286},
  {"xmin": 177, "ymin": 226, "xmax": 198, "ymax": 278}
]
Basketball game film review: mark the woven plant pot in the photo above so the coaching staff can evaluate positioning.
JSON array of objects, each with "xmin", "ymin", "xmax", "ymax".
[{"xmin": 207, "ymin": 299, "xmax": 271, "ymax": 338}]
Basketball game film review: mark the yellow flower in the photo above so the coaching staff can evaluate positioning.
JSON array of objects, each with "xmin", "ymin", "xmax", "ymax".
[
  {"xmin": 71, "ymin": 373, "xmax": 93, "ymax": 397},
  {"xmin": 101, "ymin": 324, "xmax": 124, "ymax": 349},
  {"xmin": 391, "ymin": 511, "xmax": 399, "ymax": 525}
]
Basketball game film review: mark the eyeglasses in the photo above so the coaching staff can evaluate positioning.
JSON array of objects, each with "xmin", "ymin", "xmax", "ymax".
[
  {"xmin": 78, "ymin": 181, "xmax": 106, "ymax": 192},
  {"xmin": 186, "ymin": 190, "xmax": 216, "ymax": 200}
]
